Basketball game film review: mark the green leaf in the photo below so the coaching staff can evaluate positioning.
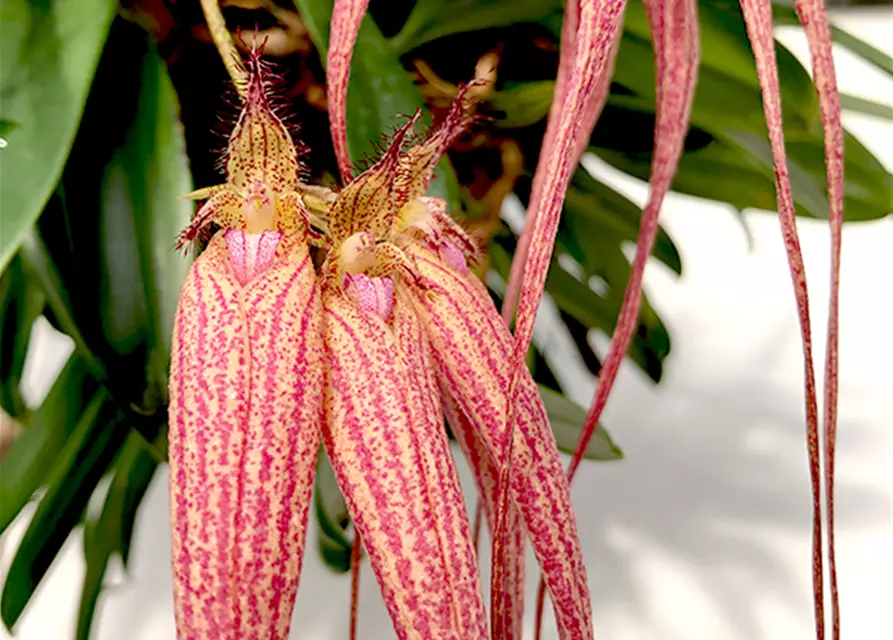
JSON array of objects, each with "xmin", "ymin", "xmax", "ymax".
[
  {"xmin": 102, "ymin": 42, "xmax": 193, "ymax": 403},
  {"xmin": 18, "ymin": 232, "xmax": 107, "ymax": 388},
  {"xmin": 0, "ymin": 0, "xmax": 117, "ymax": 270},
  {"xmin": 392, "ymin": 0, "xmax": 562, "ymax": 53},
  {"xmin": 840, "ymin": 93, "xmax": 893, "ymax": 121},
  {"xmin": 0, "ymin": 355, "xmax": 97, "ymax": 535},
  {"xmin": 295, "ymin": 0, "xmax": 459, "ymax": 205},
  {"xmin": 1, "ymin": 392, "xmax": 128, "ymax": 631},
  {"xmin": 314, "ymin": 450, "xmax": 352, "ymax": 573},
  {"xmin": 489, "ymin": 81, "xmax": 556, "ymax": 129},
  {"xmin": 565, "ymin": 169, "xmax": 682, "ymax": 275},
  {"xmin": 538, "ymin": 385, "xmax": 623, "ymax": 461},
  {"xmin": 77, "ymin": 432, "xmax": 158, "ymax": 640},
  {"xmin": 0, "ymin": 253, "xmax": 45, "ymax": 417}
]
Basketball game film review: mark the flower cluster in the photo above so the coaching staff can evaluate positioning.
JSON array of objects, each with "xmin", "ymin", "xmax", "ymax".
[{"xmin": 168, "ymin": 52, "xmax": 590, "ymax": 639}]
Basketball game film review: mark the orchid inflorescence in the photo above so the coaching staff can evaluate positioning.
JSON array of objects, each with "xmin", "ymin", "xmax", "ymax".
[{"xmin": 169, "ymin": 0, "xmax": 844, "ymax": 638}]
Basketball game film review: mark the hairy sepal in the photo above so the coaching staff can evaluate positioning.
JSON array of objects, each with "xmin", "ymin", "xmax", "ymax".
[
  {"xmin": 320, "ymin": 280, "xmax": 487, "ymax": 640},
  {"xmin": 168, "ymin": 232, "xmax": 322, "ymax": 639},
  {"xmin": 406, "ymin": 246, "xmax": 592, "ymax": 639},
  {"xmin": 792, "ymin": 0, "xmax": 844, "ymax": 635},
  {"xmin": 737, "ymin": 1, "xmax": 826, "ymax": 637},
  {"xmin": 327, "ymin": 0, "xmax": 372, "ymax": 182}
]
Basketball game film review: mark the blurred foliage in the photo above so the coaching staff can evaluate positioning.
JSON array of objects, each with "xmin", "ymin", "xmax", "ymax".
[{"xmin": 0, "ymin": 0, "xmax": 890, "ymax": 637}]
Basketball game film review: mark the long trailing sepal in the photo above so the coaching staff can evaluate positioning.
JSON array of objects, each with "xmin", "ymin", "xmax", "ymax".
[
  {"xmin": 737, "ymin": 1, "xmax": 826, "ymax": 636},
  {"xmin": 791, "ymin": 0, "xmax": 845, "ymax": 635},
  {"xmin": 568, "ymin": 0, "xmax": 700, "ymax": 479},
  {"xmin": 319, "ymin": 265, "xmax": 487, "ymax": 639}
]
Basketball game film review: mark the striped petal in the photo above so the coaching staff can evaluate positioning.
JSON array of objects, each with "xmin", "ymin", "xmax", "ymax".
[
  {"xmin": 321, "ymin": 277, "xmax": 487, "ymax": 639},
  {"xmin": 405, "ymin": 245, "xmax": 592, "ymax": 640},
  {"xmin": 168, "ymin": 231, "xmax": 322, "ymax": 639},
  {"xmin": 738, "ymin": 0, "xmax": 831, "ymax": 636},
  {"xmin": 327, "ymin": 0, "xmax": 372, "ymax": 182}
]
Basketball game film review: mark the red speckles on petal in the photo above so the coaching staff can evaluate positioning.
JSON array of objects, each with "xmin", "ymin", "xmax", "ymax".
[{"xmin": 168, "ymin": 233, "xmax": 322, "ymax": 639}]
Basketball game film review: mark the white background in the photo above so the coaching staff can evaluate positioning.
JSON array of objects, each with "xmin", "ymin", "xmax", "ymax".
[{"xmin": 2, "ymin": 8, "xmax": 890, "ymax": 640}]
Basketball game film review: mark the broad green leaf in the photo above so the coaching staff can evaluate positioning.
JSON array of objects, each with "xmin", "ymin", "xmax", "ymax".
[
  {"xmin": 1, "ymin": 392, "xmax": 127, "ymax": 630},
  {"xmin": 538, "ymin": 385, "xmax": 623, "ymax": 461},
  {"xmin": 0, "ymin": 0, "xmax": 117, "ymax": 270},
  {"xmin": 314, "ymin": 450, "xmax": 352, "ymax": 573},
  {"xmin": 392, "ymin": 0, "xmax": 562, "ymax": 53},
  {"xmin": 295, "ymin": 0, "xmax": 459, "ymax": 205},
  {"xmin": 102, "ymin": 42, "xmax": 193, "ymax": 403},
  {"xmin": 77, "ymin": 433, "xmax": 158, "ymax": 640},
  {"xmin": 0, "ymin": 253, "xmax": 45, "ymax": 417},
  {"xmin": 0, "ymin": 355, "xmax": 97, "ymax": 535}
]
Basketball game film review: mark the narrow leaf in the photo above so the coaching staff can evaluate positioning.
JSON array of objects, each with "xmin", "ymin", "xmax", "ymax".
[
  {"xmin": 1, "ymin": 392, "xmax": 125, "ymax": 631},
  {"xmin": 77, "ymin": 433, "xmax": 158, "ymax": 640},
  {"xmin": 0, "ymin": 355, "xmax": 96, "ymax": 535}
]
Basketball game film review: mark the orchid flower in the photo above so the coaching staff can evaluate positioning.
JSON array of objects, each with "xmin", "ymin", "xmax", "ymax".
[{"xmin": 167, "ymin": 49, "xmax": 324, "ymax": 639}]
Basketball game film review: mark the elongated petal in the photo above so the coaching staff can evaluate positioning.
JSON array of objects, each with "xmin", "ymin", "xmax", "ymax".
[
  {"xmin": 502, "ymin": 0, "xmax": 625, "ymax": 325},
  {"xmin": 406, "ymin": 246, "xmax": 592, "ymax": 639},
  {"xmin": 168, "ymin": 232, "xmax": 322, "ymax": 639},
  {"xmin": 321, "ymin": 283, "xmax": 487, "ymax": 639},
  {"xmin": 737, "ymin": 1, "xmax": 825, "ymax": 636},
  {"xmin": 791, "ymin": 0, "xmax": 844, "ymax": 635},
  {"xmin": 327, "ymin": 0, "xmax": 371, "ymax": 182},
  {"xmin": 568, "ymin": 0, "xmax": 699, "ymax": 478}
]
